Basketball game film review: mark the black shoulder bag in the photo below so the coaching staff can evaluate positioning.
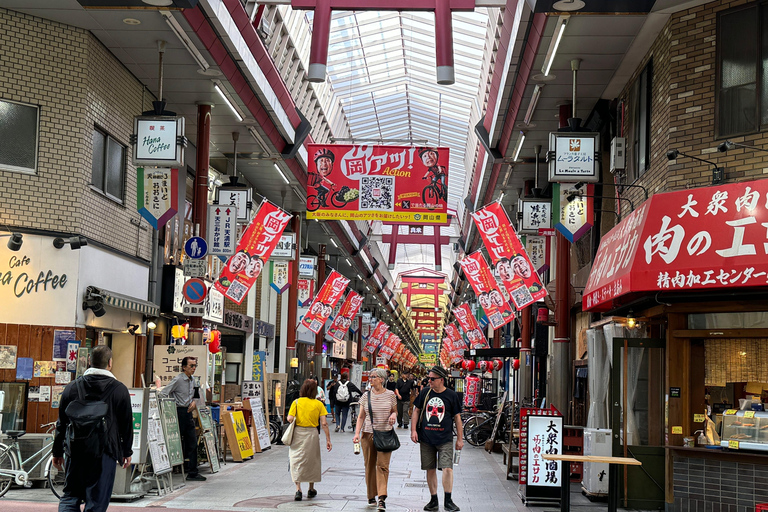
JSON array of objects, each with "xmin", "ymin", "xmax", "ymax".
[{"xmin": 367, "ymin": 391, "xmax": 400, "ymax": 452}]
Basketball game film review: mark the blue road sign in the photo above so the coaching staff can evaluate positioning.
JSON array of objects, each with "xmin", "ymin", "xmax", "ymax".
[{"xmin": 184, "ymin": 236, "xmax": 208, "ymax": 259}]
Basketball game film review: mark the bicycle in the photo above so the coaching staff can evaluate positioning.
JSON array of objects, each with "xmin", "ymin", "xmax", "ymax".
[
  {"xmin": 464, "ymin": 401, "xmax": 513, "ymax": 447},
  {"xmin": 307, "ymin": 184, "xmax": 354, "ymax": 211},
  {"xmin": 422, "ymin": 175, "xmax": 446, "ymax": 207},
  {"xmin": 0, "ymin": 421, "xmax": 66, "ymax": 498},
  {"xmin": 269, "ymin": 414, "xmax": 283, "ymax": 445}
]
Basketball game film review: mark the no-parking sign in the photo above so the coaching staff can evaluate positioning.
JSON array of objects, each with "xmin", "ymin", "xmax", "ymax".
[{"xmin": 182, "ymin": 278, "xmax": 208, "ymax": 304}]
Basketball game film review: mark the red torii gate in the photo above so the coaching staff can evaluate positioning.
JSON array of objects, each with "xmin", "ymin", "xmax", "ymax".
[{"xmin": 384, "ymin": 226, "xmax": 452, "ymax": 271}]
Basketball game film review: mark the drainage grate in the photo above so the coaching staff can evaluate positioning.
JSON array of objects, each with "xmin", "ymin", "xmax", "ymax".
[{"xmin": 404, "ymin": 482, "xmax": 429, "ymax": 488}]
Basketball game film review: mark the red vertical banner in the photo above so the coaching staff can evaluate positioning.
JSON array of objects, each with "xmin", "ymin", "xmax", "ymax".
[
  {"xmin": 301, "ymin": 270, "xmax": 350, "ymax": 334},
  {"xmin": 471, "ymin": 202, "xmax": 547, "ymax": 309},
  {"xmin": 453, "ymin": 304, "xmax": 488, "ymax": 349},
  {"xmin": 459, "ymin": 250, "xmax": 515, "ymax": 329},
  {"xmin": 365, "ymin": 321, "xmax": 389, "ymax": 353},
  {"xmin": 214, "ymin": 200, "xmax": 292, "ymax": 304},
  {"xmin": 327, "ymin": 292, "xmax": 364, "ymax": 340}
]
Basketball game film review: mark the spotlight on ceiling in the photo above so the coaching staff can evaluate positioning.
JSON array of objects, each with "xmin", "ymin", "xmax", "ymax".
[
  {"xmin": 3, "ymin": 233, "xmax": 23, "ymax": 251},
  {"xmin": 126, "ymin": 323, "xmax": 140, "ymax": 335}
]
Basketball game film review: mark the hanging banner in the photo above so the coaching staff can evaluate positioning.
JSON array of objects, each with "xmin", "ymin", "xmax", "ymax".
[
  {"xmin": 459, "ymin": 250, "xmax": 515, "ymax": 329},
  {"xmin": 524, "ymin": 235, "xmax": 550, "ymax": 274},
  {"xmin": 213, "ymin": 200, "xmax": 292, "ymax": 304},
  {"xmin": 365, "ymin": 321, "xmax": 389, "ymax": 353},
  {"xmin": 305, "ymin": 144, "xmax": 449, "ymax": 224},
  {"xmin": 270, "ymin": 261, "xmax": 290, "ymax": 294},
  {"xmin": 327, "ymin": 292, "xmax": 364, "ymax": 341},
  {"xmin": 137, "ymin": 167, "xmax": 178, "ymax": 229},
  {"xmin": 298, "ymin": 279, "xmax": 315, "ymax": 307},
  {"xmin": 471, "ymin": 202, "xmax": 547, "ymax": 309},
  {"xmin": 453, "ymin": 304, "xmax": 488, "ymax": 349},
  {"xmin": 301, "ymin": 270, "xmax": 350, "ymax": 334},
  {"xmin": 552, "ymin": 183, "xmax": 594, "ymax": 243}
]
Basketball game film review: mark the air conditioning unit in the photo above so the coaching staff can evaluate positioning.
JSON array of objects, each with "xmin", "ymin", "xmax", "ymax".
[
  {"xmin": 582, "ymin": 428, "xmax": 611, "ymax": 495},
  {"xmin": 610, "ymin": 137, "xmax": 626, "ymax": 173}
]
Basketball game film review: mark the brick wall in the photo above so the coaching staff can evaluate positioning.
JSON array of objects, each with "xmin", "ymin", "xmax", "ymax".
[
  {"xmin": 673, "ymin": 455, "xmax": 768, "ymax": 512},
  {"xmin": 0, "ymin": 8, "xmax": 154, "ymax": 260}
]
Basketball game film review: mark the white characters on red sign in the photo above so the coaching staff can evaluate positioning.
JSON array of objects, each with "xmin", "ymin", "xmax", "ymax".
[
  {"xmin": 644, "ymin": 216, "xmax": 684, "ymax": 264},
  {"xmin": 426, "ymin": 396, "xmax": 445, "ymax": 423}
]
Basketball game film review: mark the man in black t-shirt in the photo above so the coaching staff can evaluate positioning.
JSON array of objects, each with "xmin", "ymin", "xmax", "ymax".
[
  {"xmin": 395, "ymin": 372, "xmax": 416, "ymax": 428},
  {"xmin": 411, "ymin": 366, "xmax": 463, "ymax": 512}
]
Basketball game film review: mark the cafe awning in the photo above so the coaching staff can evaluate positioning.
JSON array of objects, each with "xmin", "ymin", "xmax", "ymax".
[
  {"xmin": 584, "ymin": 179, "xmax": 768, "ymax": 312},
  {"xmin": 100, "ymin": 288, "xmax": 159, "ymax": 317}
]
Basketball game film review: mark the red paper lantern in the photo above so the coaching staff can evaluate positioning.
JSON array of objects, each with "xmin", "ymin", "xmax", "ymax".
[
  {"xmin": 465, "ymin": 360, "xmax": 476, "ymax": 372},
  {"xmin": 493, "ymin": 359, "xmax": 504, "ymax": 371},
  {"xmin": 463, "ymin": 373, "xmax": 481, "ymax": 409},
  {"xmin": 478, "ymin": 360, "xmax": 487, "ymax": 372},
  {"xmin": 512, "ymin": 358, "xmax": 520, "ymax": 371}
]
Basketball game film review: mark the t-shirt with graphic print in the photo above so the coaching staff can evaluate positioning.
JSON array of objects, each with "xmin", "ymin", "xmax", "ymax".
[{"xmin": 413, "ymin": 387, "xmax": 461, "ymax": 446}]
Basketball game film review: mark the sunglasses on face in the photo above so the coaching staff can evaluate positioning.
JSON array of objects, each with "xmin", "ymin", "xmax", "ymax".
[
  {"xmin": 187, "ymin": 364, "xmax": 197, "ymax": 368},
  {"xmin": 428, "ymin": 376, "xmax": 441, "ymax": 381}
]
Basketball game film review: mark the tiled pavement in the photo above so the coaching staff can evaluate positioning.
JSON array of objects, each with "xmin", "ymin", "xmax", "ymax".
[{"xmin": 1, "ymin": 426, "xmax": 652, "ymax": 511}]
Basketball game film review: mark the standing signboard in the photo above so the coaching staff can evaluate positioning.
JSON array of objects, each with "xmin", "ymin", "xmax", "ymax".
[
  {"xmin": 128, "ymin": 388, "xmax": 148, "ymax": 464},
  {"xmin": 222, "ymin": 410, "xmax": 254, "ymax": 461},
  {"xmin": 519, "ymin": 406, "xmax": 563, "ymax": 504},
  {"xmin": 146, "ymin": 391, "xmax": 171, "ymax": 475},
  {"xmin": 197, "ymin": 407, "xmax": 220, "ymax": 473},
  {"xmin": 245, "ymin": 397, "xmax": 271, "ymax": 452},
  {"xmin": 159, "ymin": 398, "xmax": 184, "ymax": 467},
  {"xmin": 207, "ymin": 204, "xmax": 237, "ymax": 256}
]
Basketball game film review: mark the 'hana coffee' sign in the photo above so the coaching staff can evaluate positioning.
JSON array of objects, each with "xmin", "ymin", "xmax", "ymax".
[{"xmin": 133, "ymin": 115, "xmax": 185, "ymax": 167}]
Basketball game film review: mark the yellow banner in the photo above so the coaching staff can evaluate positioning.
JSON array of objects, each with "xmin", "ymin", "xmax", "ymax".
[
  {"xmin": 418, "ymin": 353, "xmax": 437, "ymax": 365},
  {"xmin": 307, "ymin": 210, "xmax": 447, "ymax": 224}
]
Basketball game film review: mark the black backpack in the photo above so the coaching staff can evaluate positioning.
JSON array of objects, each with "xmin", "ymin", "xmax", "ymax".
[{"xmin": 64, "ymin": 378, "xmax": 116, "ymax": 459}]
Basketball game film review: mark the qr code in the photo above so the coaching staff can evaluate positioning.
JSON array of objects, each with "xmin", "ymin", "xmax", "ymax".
[
  {"xmin": 509, "ymin": 285, "xmax": 534, "ymax": 309},
  {"xmin": 488, "ymin": 312, "xmax": 503, "ymax": 327},
  {"xmin": 360, "ymin": 176, "xmax": 394, "ymax": 211},
  {"xmin": 225, "ymin": 280, "xmax": 249, "ymax": 303}
]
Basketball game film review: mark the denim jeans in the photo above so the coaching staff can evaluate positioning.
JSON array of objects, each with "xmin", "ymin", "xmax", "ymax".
[{"xmin": 334, "ymin": 403, "xmax": 350, "ymax": 430}]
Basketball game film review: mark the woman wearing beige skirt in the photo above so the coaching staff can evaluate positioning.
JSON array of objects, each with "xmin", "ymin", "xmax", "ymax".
[{"xmin": 286, "ymin": 379, "xmax": 332, "ymax": 501}]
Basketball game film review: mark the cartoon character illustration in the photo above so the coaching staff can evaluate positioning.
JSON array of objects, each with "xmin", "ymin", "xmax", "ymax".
[
  {"xmin": 419, "ymin": 147, "xmax": 447, "ymax": 202},
  {"xmin": 426, "ymin": 396, "xmax": 446, "ymax": 423},
  {"xmin": 244, "ymin": 256, "xmax": 263, "ymax": 278},
  {"xmin": 512, "ymin": 255, "xmax": 532, "ymax": 279},
  {"xmin": 309, "ymin": 148, "xmax": 336, "ymax": 207},
  {"xmin": 229, "ymin": 250, "xmax": 250, "ymax": 274}
]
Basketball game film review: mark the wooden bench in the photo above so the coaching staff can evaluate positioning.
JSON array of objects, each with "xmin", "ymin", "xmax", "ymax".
[{"xmin": 541, "ymin": 454, "xmax": 641, "ymax": 512}]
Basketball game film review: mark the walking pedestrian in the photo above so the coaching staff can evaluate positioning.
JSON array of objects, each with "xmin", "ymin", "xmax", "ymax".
[
  {"xmin": 327, "ymin": 374, "xmax": 339, "ymax": 426},
  {"xmin": 334, "ymin": 373, "xmax": 361, "ymax": 433},
  {"xmin": 395, "ymin": 372, "xmax": 416, "ymax": 429},
  {"xmin": 52, "ymin": 345, "xmax": 133, "ymax": 512},
  {"xmin": 159, "ymin": 356, "xmax": 206, "ymax": 481},
  {"xmin": 286, "ymin": 379, "xmax": 332, "ymax": 501},
  {"xmin": 410, "ymin": 366, "xmax": 464, "ymax": 512},
  {"xmin": 353, "ymin": 368, "xmax": 397, "ymax": 511},
  {"xmin": 385, "ymin": 372, "xmax": 397, "ymax": 392}
]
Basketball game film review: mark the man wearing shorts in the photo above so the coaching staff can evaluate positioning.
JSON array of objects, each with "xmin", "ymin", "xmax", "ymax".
[{"xmin": 410, "ymin": 366, "xmax": 463, "ymax": 512}]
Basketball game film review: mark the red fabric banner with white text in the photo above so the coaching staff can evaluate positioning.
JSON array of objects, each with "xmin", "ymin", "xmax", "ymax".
[
  {"xmin": 471, "ymin": 202, "xmax": 547, "ymax": 309},
  {"xmin": 453, "ymin": 304, "xmax": 489, "ymax": 349},
  {"xmin": 459, "ymin": 250, "xmax": 515, "ymax": 329},
  {"xmin": 301, "ymin": 270, "xmax": 350, "ymax": 334},
  {"xmin": 365, "ymin": 321, "xmax": 389, "ymax": 353},
  {"xmin": 214, "ymin": 200, "xmax": 292, "ymax": 304},
  {"xmin": 327, "ymin": 292, "xmax": 364, "ymax": 341}
]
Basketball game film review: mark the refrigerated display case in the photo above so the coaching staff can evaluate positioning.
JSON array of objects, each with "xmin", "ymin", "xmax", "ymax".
[{"xmin": 720, "ymin": 410, "xmax": 768, "ymax": 451}]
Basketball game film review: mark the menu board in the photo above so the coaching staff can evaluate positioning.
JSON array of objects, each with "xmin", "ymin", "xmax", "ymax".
[
  {"xmin": 128, "ymin": 388, "xmax": 148, "ymax": 464},
  {"xmin": 197, "ymin": 407, "xmax": 220, "ymax": 473},
  {"xmin": 247, "ymin": 398, "xmax": 271, "ymax": 452},
  {"xmin": 159, "ymin": 398, "xmax": 184, "ymax": 467},
  {"xmin": 146, "ymin": 391, "xmax": 171, "ymax": 474}
]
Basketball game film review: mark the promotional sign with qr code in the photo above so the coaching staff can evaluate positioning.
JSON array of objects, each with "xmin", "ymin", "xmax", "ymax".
[
  {"xmin": 213, "ymin": 199, "xmax": 292, "ymax": 304},
  {"xmin": 305, "ymin": 144, "xmax": 449, "ymax": 224},
  {"xmin": 301, "ymin": 270, "xmax": 350, "ymax": 334}
]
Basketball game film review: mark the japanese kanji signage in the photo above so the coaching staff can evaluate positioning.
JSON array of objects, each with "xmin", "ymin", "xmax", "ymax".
[
  {"xmin": 548, "ymin": 132, "xmax": 600, "ymax": 183},
  {"xmin": 305, "ymin": 144, "xmax": 449, "ymax": 224},
  {"xmin": 301, "ymin": 270, "xmax": 350, "ymax": 334},
  {"xmin": 519, "ymin": 199, "xmax": 552, "ymax": 234},
  {"xmin": 299, "ymin": 256, "xmax": 316, "ymax": 277},
  {"xmin": 453, "ymin": 303, "xmax": 488, "ymax": 349},
  {"xmin": 207, "ymin": 205, "xmax": 237, "ymax": 256},
  {"xmin": 133, "ymin": 115, "xmax": 185, "ymax": 167},
  {"xmin": 552, "ymin": 183, "xmax": 594, "ymax": 243},
  {"xmin": 217, "ymin": 186, "xmax": 251, "ymax": 223},
  {"xmin": 271, "ymin": 234, "xmax": 296, "ymax": 260},
  {"xmin": 213, "ymin": 200, "xmax": 292, "ymax": 304},
  {"xmin": 459, "ymin": 251, "xmax": 515, "ymax": 329},
  {"xmin": 584, "ymin": 180, "xmax": 768, "ymax": 311},
  {"xmin": 270, "ymin": 261, "xmax": 290, "ymax": 294},
  {"xmin": 519, "ymin": 406, "xmax": 562, "ymax": 487},
  {"xmin": 524, "ymin": 235, "xmax": 549, "ymax": 274},
  {"xmin": 137, "ymin": 167, "xmax": 178, "ymax": 229},
  {"xmin": 471, "ymin": 202, "xmax": 548, "ymax": 309},
  {"xmin": 298, "ymin": 279, "xmax": 315, "ymax": 307},
  {"xmin": 327, "ymin": 292, "xmax": 363, "ymax": 341}
]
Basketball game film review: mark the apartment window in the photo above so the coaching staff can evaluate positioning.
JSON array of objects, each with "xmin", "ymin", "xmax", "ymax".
[
  {"xmin": 716, "ymin": 4, "xmax": 766, "ymax": 138},
  {"xmin": 628, "ymin": 61, "xmax": 652, "ymax": 182},
  {"xmin": 0, "ymin": 99, "xmax": 39, "ymax": 174},
  {"xmin": 91, "ymin": 127, "xmax": 125, "ymax": 202}
]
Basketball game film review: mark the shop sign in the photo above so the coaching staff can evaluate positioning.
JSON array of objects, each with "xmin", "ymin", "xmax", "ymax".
[
  {"xmin": 153, "ymin": 345, "xmax": 208, "ymax": 387},
  {"xmin": 552, "ymin": 183, "xmax": 594, "ymax": 243},
  {"xmin": 305, "ymin": 144, "xmax": 449, "ymax": 224},
  {"xmin": 518, "ymin": 199, "xmax": 552, "ymax": 234},
  {"xmin": 518, "ymin": 406, "xmax": 562, "ymax": 486},
  {"xmin": 203, "ymin": 285, "xmax": 224, "ymax": 324},
  {"xmin": 298, "ymin": 256, "xmax": 316, "ymax": 277},
  {"xmin": 224, "ymin": 309, "xmax": 254, "ymax": 333},
  {"xmin": 254, "ymin": 320, "xmax": 275, "ymax": 338},
  {"xmin": 362, "ymin": 311, "xmax": 372, "ymax": 324},
  {"xmin": 133, "ymin": 115, "xmax": 185, "ymax": 167},
  {"xmin": 301, "ymin": 270, "xmax": 350, "ymax": 334},
  {"xmin": 207, "ymin": 205, "xmax": 237, "ymax": 256},
  {"xmin": 331, "ymin": 339, "xmax": 347, "ymax": 359},
  {"xmin": 459, "ymin": 250, "xmax": 515, "ymax": 329},
  {"xmin": 137, "ymin": 167, "xmax": 179, "ymax": 230},
  {"xmin": 524, "ymin": 235, "xmax": 549, "ymax": 274},
  {"xmin": 375, "ymin": 356, "xmax": 387, "ymax": 366},
  {"xmin": 252, "ymin": 351, "xmax": 266, "ymax": 381},
  {"xmin": 216, "ymin": 186, "xmax": 251, "ymax": 223},
  {"xmin": 270, "ymin": 261, "xmax": 290, "ymax": 294},
  {"xmin": 418, "ymin": 353, "xmax": 436, "ymax": 365},
  {"xmin": 270, "ymin": 234, "xmax": 296, "ymax": 260},
  {"xmin": 548, "ymin": 132, "xmax": 599, "ymax": 183},
  {"xmin": 298, "ymin": 278, "xmax": 314, "ymax": 306}
]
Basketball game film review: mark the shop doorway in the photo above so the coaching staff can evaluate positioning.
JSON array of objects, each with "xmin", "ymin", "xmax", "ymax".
[{"xmin": 610, "ymin": 337, "xmax": 665, "ymax": 510}]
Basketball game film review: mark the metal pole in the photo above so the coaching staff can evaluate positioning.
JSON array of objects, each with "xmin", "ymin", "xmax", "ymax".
[
  {"xmin": 313, "ymin": 244, "xmax": 327, "ymax": 379},
  {"xmin": 286, "ymin": 214, "xmax": 301, "ymax": 371},
  {"xmin": 571, "ymin": 59, "xmax": 580, "ymax": 120}
]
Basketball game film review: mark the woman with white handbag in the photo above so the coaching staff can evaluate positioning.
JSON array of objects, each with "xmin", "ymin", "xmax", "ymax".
[{"xmin": 283, "ymin": 379, "xmax": 332, "ymax": 501}]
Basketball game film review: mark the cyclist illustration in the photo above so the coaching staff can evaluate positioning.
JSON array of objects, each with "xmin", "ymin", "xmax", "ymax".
[
  {"xmin": 310, "ymin": 148, "xmax": 336, "ymax": 207},
  {"xmin": 419, "ymin": 147, "xmax": 447, "ymax": 206}
]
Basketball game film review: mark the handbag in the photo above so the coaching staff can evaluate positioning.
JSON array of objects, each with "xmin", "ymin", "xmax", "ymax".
[
  {"xmin": 281, "ymin": 401, "xmax": 298, "ymax": 446},
  {"xmin": 367, "ymin": 391, "xmax": 400, "ymax": 452}
]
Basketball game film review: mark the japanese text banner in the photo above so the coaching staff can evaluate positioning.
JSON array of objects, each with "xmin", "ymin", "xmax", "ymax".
[
  {"xmin": 365, "ymin": 322, "xmax": 389, "ymax": 353},
  {"xmin": 301, "ymin": 270, "xmax": 350, "ymax": 334},
  {"xmin": 327, "ymin": 292, "xmax": 363, "ymax": 341},
  {"xmin": 471, "ymin": 202, "xmax": 548, "ymax": 309},
  {"xmin": 214, "ymin": 200, "xmax": 292, "ymax": 304},
  {"xmin": 453, "ymin": 304, "xmax": 489, "ymax": 349},
  {"xmin": 306, "ymin": 144, "xmax": 449, "ymax": 224},
  {"xmin": 584, "ymin": 179, "xmax": 768, "ymax": 311},
  {"xmin": 459, "ymin": 250, "xmax": 515, "ymax": 329}
]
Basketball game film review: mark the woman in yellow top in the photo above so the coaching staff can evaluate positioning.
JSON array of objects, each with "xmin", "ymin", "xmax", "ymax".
[{"xmin": 286, "ymin": 379, "xmax": 332, "ymax": 501}]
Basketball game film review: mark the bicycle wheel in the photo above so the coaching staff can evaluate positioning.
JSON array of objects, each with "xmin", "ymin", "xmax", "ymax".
[
  {"xmin": 467, "ymin": 424, "xmax": 493, "ymax": 447},
  {"xmin": 330, "ymin": 192, "xmax": 347, "ymax": 208},
  {"xmin": 307, "ymin": 195, "xmax": 321, "ymax": 212},
  {"xmin": 45, "ymin": 455, "xmax": 66, "ymax": 499},
  {"xmin": 0, "ymin": 444, "xmax": 19, "ymax": 498},
  {"xmin": 270, "ymin": 421, "xmax": 282, "ymax": 444},
  {"xmin": 462, "ymin": 416, "xmax": 484, "ymax": 443},
  {"xmin": 422, "ymin": 185, "xmax": 438, "ymax": 208}
]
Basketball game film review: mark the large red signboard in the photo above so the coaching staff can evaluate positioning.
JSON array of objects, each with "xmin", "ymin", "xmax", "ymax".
[
  {"xmin": 305, "ymin": 144, "xmax": 449, "ymax": 224},
  {"xmin": 453, "ymin": 304, "xmax": 488, "ymax": 349},
  {"xmin": 459, "ymin": 250, "xmax": 515, "ymax": 329},
  {"xmin": 301, "ymin": 270, "xmax": 350, "ymax": 333},
  {"xmin": 585, "ymin": 179, "xmax": 768, "ymax": 311},
  {"xmin": 327, "ymin": 292, "xmax": 363, "ymax": 341},
  {"xmin": 214, "ymin": 200, "xmax": 291, "ymax": 304},
  {"xmin": 472, "ymin": 202, "xmax": 547, "ymax": 309}
]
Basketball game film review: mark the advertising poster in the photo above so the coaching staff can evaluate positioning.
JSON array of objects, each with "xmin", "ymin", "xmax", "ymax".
[
  {"xmin": 214, "ymin": 200, "xmax": 292, "ymax": 304},
  {"xmin": 471, "ymin": 202, "xmax": 547, "ymax": 309},
  {"xmin": 34, "ymin": 361, "xmax": 56, "ymax": 378},
  {"xmin": 327, "ymin": 292, "xmax": 364, "ymax": 341},
  {"xmin": 66, "ymin": 342, "xmax": 80, "ymax": 371},
  {"xmin": 459, "ymin": 251, "xmax": 515, "ymax": 329},
  {"xmin": 301, "ymin": 270, "xmax": 350, "ymax": 334},
  {"xmin": 0, "ymin": 345, "xmax": 17, "ymax": 369},
  {"xmin": 298, "ymin": 279, "xmax": 315, "ymax": 307},
  {"xmin": 53, "ymin": 329, "xmax": 75, "ymax": 361},
  {"xmin": 51, "ymin": 385, "xmax": 65, "ymax": 409},
  {"xmin": 16, "ymin": 357, "xmax": 33, "ymax": 380},
  {"xmin": 306, "ymin": 144, "xmax": 449, "ymax": 224},
  {"xmin": 454, "ymin": 304, "xmax": 488, "ymax": 349}
]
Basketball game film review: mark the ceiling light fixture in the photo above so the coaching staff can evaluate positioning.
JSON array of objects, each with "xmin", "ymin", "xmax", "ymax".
[
  {"xmin": 274, "ymin": 164, "xmax": 290, "ymax": 184},
  {"xmin": 552, "ymin": 0, "xmax": 585, "ymax": 11},
  {"xmin": 512, "ymin": 131, "xmax": 526, "ymax": 162},
  {"xmin": 143, "ymin": 0, "xmax": 173, "ymax": 6},
  {"xmin": 346, "ymin": 258, "xmax": 352, "ymax": 266},
  {"xmin": 542, "ymin": 15, "xmax": 569, "ymax": 77},
  {"xmin": 498, "ymin": 192, "xmax": 505, "ymax": 203},
  {"xmin": 524, "ymin": 84, "xmax": 544, "ymax": 125},
  {"xmin": 212, "ymin": 80, "xmax": 245, "ymax": 122},
  {"xmin": 626, "ymin": 310, "xmax": 636, "ymax": 329},
  {"xmin": 330, "ymin": 238, "xmax": 339, "ymax": 248},
  {"xmin": 123, "ymin": 18, "xmax": 141, "ymax": 25},
  {"xmin": 160, "ymin": 11, "xmax": 210, "ymax": 72},
  {"xmin": 1, "ymin": 232, "xmax": 23, "ymax": 251}
]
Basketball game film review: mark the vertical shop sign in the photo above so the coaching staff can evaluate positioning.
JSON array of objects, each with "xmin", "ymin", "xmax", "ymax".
[
  {"xmin": 298, "ymin": 279, "xmax": 315, "ymax": 306},
  {"xmin": 137, "ymin": 168, "xmax": 179, "ymax": 229},
  {"xmin": 270, "ymin": 261, "xmax": 290, "ymax": 294},
  {"xmin": 301, "ymin": 270, "xmax": 350, "ymax": 334},
  {"xmin": 459, "ymin": 251, "xmax": 515, "ymax": 329},
  {"xmin": 524, "ymin": 235, "xmax": 550, "ymax": 274},
  {"xmin": 552, "ymin": 183, "xmax": 594, "ymax": 243},
  {"xmin": 207, "ymin": 204, "xmax": 237, "ymax": 256},
  {"xmin": 519, "ymin": 406, "xmax": 563, "ymax": 490}
]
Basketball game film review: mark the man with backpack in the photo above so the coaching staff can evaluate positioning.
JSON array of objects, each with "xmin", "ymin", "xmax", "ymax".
[
  {"xmin": 52, "ymin": 345, "xmax": 133, "ymax": 512},
  {"xmin": 333, "ymin": 373, "xmax": 361, "ymax": 433},
  {"xmin": 395, "ymin": 372, "xmax": 416, "ymax": 429}
]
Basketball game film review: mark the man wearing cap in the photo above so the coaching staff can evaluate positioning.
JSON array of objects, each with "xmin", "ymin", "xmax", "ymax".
[
  {"xmin": 410, "ymin": 366, "xmax": 463, "ymax": 512},
  {"xmin": 419, "ymin": 148, "xmax": 447, "ymax": 201}
]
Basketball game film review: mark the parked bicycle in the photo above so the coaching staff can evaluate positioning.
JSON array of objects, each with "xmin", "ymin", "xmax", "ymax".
[
  {"xmin": 0, "ymin": 421, "xmax": 66, "ymax": 498},
  {"xmin": 269, "ymin": 414, "xmax": 283, "ymax": 445},
  {"xmin": 464, "ymin": 401, "xmax": 514, "ymax": 447}
]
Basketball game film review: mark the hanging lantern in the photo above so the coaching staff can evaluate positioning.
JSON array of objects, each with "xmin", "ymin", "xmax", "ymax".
[
  {"xmin": 171, "ymin": 323, "xmax": 188, "ymax": 341},
  {"xmin": 463, "ymin": 373, "xmax": 481, "ymax": 409},
  {"xmin": 478, "ymin": 360, "xmax": 488, "ymax": 372},
  {"xmin": 512, "ymin": 358, "xmax": 520, "ymax": 371},
  {"xmin": 210, "ymin": 330, "xmax": 221, "ymax": 346},
  {"xmin": 493, "ymin": 359, "xmax": 504, "ymax": 371},
  {"xmin": 465, "ymin": 359, "xmax": 476, "ymax": 372}
]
